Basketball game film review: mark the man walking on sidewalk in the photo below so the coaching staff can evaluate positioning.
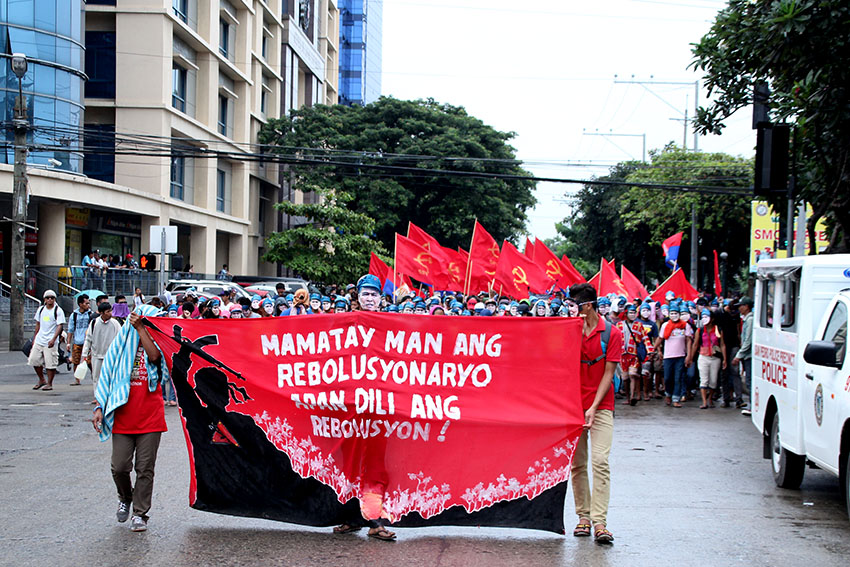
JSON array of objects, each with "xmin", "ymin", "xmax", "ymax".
[
  {"xmin": 29, "ymin": 289, "xmax": 65, "ymax": 391},
  {"xmin": 67, "ymin": 294, "xmax": 93, "ymax": 385}
]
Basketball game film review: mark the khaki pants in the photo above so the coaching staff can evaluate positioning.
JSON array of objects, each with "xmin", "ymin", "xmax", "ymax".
[
  {"xmin": 91, "ymin": 358, "xmax": 104, "ymax": 397},
  {"xmin": 571, "ymin": 409, "xmax": 614, "ymax": 526},
  {"xmin": 111, "ymin": 432, "xmax": 162, "ymax": 520}
]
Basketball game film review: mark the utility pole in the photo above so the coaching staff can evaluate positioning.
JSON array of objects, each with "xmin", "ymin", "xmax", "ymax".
[
  {"xmin": 582, "ymin": 129, "xmax": 646, "ymax": 162},
  {"xmin": 614, "ymin": 77, "xmax": 700, "ymax": 151},
  {"xmin": 690, "ymin": 204, "xmax": 698, "ymax": 288},
  {"xmin": 9, "ymin": 54, "xmax": 29, "ymax": 351}
]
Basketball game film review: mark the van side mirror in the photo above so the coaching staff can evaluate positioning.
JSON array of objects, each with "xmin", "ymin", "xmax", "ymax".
[{"xmin": 803, "ymin": 341, "xmax": 842, "ymax": 369}]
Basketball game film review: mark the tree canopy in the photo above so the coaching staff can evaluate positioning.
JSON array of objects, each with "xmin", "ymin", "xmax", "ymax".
[
  {"xmin": 259, "ymin": 97, "xmax": 537, "ymax": 252},
  {"xmin": 548, "ymin": 145, "xmax": 752, "ymax": 289},
  {"xmin": 691, "ymin": 0, "xmax": 850, "ymax": 251}
]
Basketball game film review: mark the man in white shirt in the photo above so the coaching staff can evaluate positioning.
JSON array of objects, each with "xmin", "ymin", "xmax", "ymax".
[
  {"xmin": 82, "ymin": 301, "xmax": 122, "ymax": 404},
  {"xmin": 30, "ymin": 289, "xmax": 66, "ymax": 391}
]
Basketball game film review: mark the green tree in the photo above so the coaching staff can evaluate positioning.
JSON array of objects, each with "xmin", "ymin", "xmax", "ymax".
[
  {"xmin": 691, "ymin": 0, "xmax": 850, "ymax": 251},
  {"xmin": 259, "ymin": 97, "xmax": 537, "ymax": 252},
  {"xmin": 263, "ymin": 188, "xmax": 388, "ymax": 285},
  {"xmin": 619, "ymin": 145, "xmax": 753, "ymax": 286}
]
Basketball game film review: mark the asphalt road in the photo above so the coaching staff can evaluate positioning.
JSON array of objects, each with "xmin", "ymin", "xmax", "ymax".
[{"xmin": 1, "ymin": 350, "xmax": 848, "ymax": 567}]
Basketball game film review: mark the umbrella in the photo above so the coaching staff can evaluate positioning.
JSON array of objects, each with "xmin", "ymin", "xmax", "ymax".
[{"xmin": 75, "ymin": 289, "xmax": 106, "ymax": 302}]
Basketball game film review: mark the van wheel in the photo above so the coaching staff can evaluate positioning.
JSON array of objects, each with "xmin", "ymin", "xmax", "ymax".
[{"xmin": 770, "ymin": 414, "xmax": 805, "ymax": 489}]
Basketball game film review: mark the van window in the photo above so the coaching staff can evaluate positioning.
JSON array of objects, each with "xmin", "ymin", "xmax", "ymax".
[
  {"xmin": 821, "ymin": 302, "xmax": 847, "ymax": 367},
  {"xmin": 759, "ymin": 280, "xmax": 775, "ymax": 328},
  {"xmin": 779, "ymin": 278, "xmax": 798, "ymax": 332}
]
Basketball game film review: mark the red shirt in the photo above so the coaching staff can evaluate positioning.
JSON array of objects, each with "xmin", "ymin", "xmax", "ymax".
[
  {"xmin": 579, "ymin": 316, "xmax": 623, "ymax": 411},
  {"xmin": 113, "ymin": 346, "xmax": 168, "ymax": 434}
]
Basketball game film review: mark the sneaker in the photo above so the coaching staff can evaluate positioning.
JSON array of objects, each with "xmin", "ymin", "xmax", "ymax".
[
  {"xmin": 116, "ymin": 501, "xmax": 130, "ymax": 523},
  {"xmin": 741, "ymin": 409, "xmax": 752, "ymax": 416},
  {"xmin": 130, "ymin": 515, "xmax": 147, "ymax": 532}
]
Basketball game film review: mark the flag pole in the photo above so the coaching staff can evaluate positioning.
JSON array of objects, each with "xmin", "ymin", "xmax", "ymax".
[
  {"xmin": 465, "ymin": 218, "xmax": 477, "ymax": 297},
  {"xmin": 393, "ymin": 233, "xmax": 398, "ymax": 295}
]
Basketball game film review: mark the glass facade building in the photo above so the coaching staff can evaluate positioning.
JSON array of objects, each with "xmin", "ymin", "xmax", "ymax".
[
  {"xmin": 338, "ymin": 0, "xmax": 381, "ymax": 106},
  {"xmin": 0, "ymin": 0, "xmax": 85, "ymax": 172}
]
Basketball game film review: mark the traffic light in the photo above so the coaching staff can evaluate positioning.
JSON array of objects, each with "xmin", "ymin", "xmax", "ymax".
[
  {"xmin": 754, "ymin": 123, "xmax": 791, "ymax": 197},
  {"xmin": 140, "ymin": 254, "xmax": 156, "ymax": 271}
]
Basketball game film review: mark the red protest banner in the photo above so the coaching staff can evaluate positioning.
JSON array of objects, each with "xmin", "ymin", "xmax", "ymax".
[{"xmin": 145, "ymin": 313, "xmax": 584, "ymax": 532}]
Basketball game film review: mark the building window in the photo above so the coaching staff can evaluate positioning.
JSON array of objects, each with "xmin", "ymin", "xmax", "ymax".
[
  {"xmin": 83, "ymin": 124, "xmax": 115, "ymax": 183},
  {"xmin": 216, "ymin": 165, "xmax": 232, "ymax": 214},
  {"xmin": 171, "ymin": 155, "xmax": 186, "ymax": 200},
  {"xmin": 218, "ymin": 95, "xmax": 229, "ymax": 136},
  {"xmin": 260, "ymin": 74, "xmax": 270, "ymax": 116},
  {"xmin": 219, "ymin": 19, "xmax": 230, "ymax": 59},
  {"xmin": 172, "ymin": 65, "xmax": 187, "ymax": 112},
  {"xmin": 261, "ymin": 34, "xmax": 268, "ymax": 59},
  {"xmin": 85, "ymin": 31, "xmax": 116, "ymax": 99},
  {"xmin": 172, "ymin": 0, "xmax": 197, "ymax": 29},
  {"xmin": 173, "ymin": 37, "xmax": 197, "ymax": 117}
]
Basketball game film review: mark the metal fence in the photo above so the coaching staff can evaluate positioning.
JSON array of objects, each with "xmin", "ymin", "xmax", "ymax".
[{"xmin": 26, "ymin": 266, "xmax": 226, "ymax": 300}]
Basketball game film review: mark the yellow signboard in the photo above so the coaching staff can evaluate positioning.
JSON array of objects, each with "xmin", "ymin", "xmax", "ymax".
[{"xmin": 750, "ymin": 201, "xmax": 829, "ymax": 271}]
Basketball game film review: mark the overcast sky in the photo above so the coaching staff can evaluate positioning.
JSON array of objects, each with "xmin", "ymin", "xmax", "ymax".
[{"xmin": 380, "ymin": 0, "xmax": 754, "ymax": 241}]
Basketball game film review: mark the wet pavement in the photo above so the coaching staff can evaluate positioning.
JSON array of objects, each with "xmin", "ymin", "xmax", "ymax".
[{"xmin": 1, "ymin": 349, "xmax": 848, "ymax": 567}]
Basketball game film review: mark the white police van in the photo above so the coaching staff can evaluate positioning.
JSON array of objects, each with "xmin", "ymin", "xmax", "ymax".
[{"xmin": 751, "ymin": 254, "xmax": 850, "ymax": 518}]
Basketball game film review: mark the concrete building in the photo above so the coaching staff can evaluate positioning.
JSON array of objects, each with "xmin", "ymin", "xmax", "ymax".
[
  {"xmin": 0, "ymin": 0, "xmax": 340, "ymax": 281},
  {"xmin": 338, "ymin": 0, "xmax": 381, "ymax": 107}
]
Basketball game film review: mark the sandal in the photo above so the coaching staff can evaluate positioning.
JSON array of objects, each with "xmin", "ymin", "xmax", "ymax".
[
  {"xmin": 332, "ymin": 524, "xmax": 361, "ymax": 534},
  {"xmin": 594, "ymin": 526, "xmax": 614, "ymax": 543},
  {"xmin": 33, "ymin": 383, "xmax": 45, "ymax": 390},
  {"xmin": 573, "ymin": 521, "xmax": 592, "ymax": 537},
  {"xmin": 672, "ymin": 402, "xmax": 682, "ymax": 408},
  {"xmin": 69, "ymin": 381, "xmax": 81, "ymax": 386},
  {"xmin": 368, "ymin": 527, "xmax": 396, "ymax": 541},
  {"xmin": 41, "ymin": 386, "xmax": 53, "ymax": 391}
]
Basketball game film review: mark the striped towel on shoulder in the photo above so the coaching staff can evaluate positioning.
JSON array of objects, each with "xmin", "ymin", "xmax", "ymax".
[{"xmin": 95, "ymin": 304, "xmax": 169, "ymax": 441}]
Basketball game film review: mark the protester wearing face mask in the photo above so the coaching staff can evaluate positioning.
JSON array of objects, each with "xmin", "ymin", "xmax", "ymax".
[
  {"xmin": 678, "ymin": 303, "xmax": 698, "ymax": 398},
  {"xmin": 638, "ymin": 303, "xmax": 660, "ymax": 401},
  {"xmin": 260, "ymin": 297, "xmax": 276, "ymax": 317},
  {"xmin": 616, "ymin": 304, "xmax": 650, "ymax": 406},
  {"xmin": 655, "ymin": 305, "xmax": 693, "ymax": 408},
  {"xmin": 687, "ymin": 310, "xmax": 727, "ymax": 409}
]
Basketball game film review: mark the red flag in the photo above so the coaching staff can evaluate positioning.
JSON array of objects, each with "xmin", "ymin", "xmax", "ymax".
[
  {"xmin": 596, "ymin": 258, "xmax": 630, "ymax": 297},
  {"xmin": 524, "ymin": 239, "xmax": 535, "ymax": 260},
  {"xmin": 587, "ymin": 271, "xmax": 600, "ymax": 292},
  {"xmin": 466, "ymin": 221, "xmax": 500, "ymax": 294},
  {"xmin": 440, "ymin": 246, "xmax": 466, "ymax": 290},
  {"xmin": 494, "ymin": 241, "xmax": 553, "ymax": 298},
  {"xmin": 395, "ymin": 234, "xmax": 445, "ymax": 286},
  {"xmin": 560, "ymin": 255, "xmax": 587, "ymax": 285},
  {"xmin": 650, "ymin": 268, "xmax": 699, "ymax": 302},
  {"xmin": 369, "ymin": 253, "xmax": 390, "ymax": 283},
  {"xmin": 620, "ymin": 265, "xmax": 649, "ymax": 300},
  {"xmin": 534, "ymin": 240, "xmax": 583, "ymax": 289},
  {"xmin": 713, "ymin": 250, "xmax": 722, "ymax": 296}
]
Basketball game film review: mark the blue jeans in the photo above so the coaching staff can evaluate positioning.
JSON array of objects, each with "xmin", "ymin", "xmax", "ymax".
[
  {"xmin": 742, "ymin": 358, "xmax": 752, "ymax": 397},
  {"xmin": 663, "ymin": 357, "xmax": 686, "ymax": 402},
  {"xmin": 162, "ymin": 376, "xmax": 176, "ymax": 403}
]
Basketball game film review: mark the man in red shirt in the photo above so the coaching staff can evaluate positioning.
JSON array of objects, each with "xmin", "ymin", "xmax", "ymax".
[
  {"xmin": 92, "ymin": 306, "xmax": 167, "ymax": 532},
  {"xmin": 569, "ymin": 283, "xmax": 622, "ymax": 544}
]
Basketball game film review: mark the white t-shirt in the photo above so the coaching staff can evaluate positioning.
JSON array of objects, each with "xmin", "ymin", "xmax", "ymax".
[{"xmin": 34, "ymin": 305, "xmax": 66, "ymax": 347}]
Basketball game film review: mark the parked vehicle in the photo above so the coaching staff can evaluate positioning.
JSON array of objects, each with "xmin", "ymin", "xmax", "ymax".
[
  {"xmin": 750, "ymin": 254, "xmax": 850, "ymax": 519},
  {"xmin": 247, "ymin": 279, "xmax": 312, "ymax": 295},
  {"xmin": 166, "ymin": 279, "xmax": 251, "ymax": 300}
]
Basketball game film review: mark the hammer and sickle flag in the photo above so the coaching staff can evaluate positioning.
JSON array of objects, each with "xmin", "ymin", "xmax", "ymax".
[
  {"xmin": 494, "ymin": 240, "xmax": 554, "ymax": 298},
  {"xmin": 395, "ymin": 233, "xmax": 445, "ymax": 286},
  {"xmin": 532, "ymin": 239, "xmax": 585, "ymax": 289}
]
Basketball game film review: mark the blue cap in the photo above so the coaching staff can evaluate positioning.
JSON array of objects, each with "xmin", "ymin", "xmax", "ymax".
[
  {"xmin": 261, "ymin": 297, "xmax": 273, "ymax": 307},
  {"xmin": 414, "ymin": 300, "xmax": 427, "ymax": 310},
  {"xmin": 665, "ymin": 291, "xmax": 675, "ymax": 300},
  {"xmin": 668, "ymin": 304, "xmax": 680, "ymax": 313},
  {"xmin": 286, "ymin": 293, "xmax": 294, "ymax": 302},
  {"xmin": 321, "ymin": 295, "xmax": 331, "ymax": 303},
  {"xmin": 357, "ymin": 274, "xmax": 382, "ymax": 292},
  {"xmin": 461, "ymin": 309, "xmax": 472, "ymax": 316},
  {"xmin": 386, "ymin": 304, "xmax": 399, "ymax": 313},
  {"xmin": 334, "ymin": 298, "xmax": 349, "ymax": 309},
  {"xmin": 701, "ymin": 308, "xmax": 711, "ymax": 318},
  {"xmin": 167, "ymin": 304, "xmax": 179, "ymax": 312},
  {"xmin": 401, "ymin": 301, "xmax": 414, "ymax": 310},
  {"xmin": 686, "ymin": 301, "xmax": 696, "ymax": 309},
  {"xmin": 597, "ymin": 297, "xmax": 611, "ymax": 307},
  {"xmin": 723, "ymin": 298, "xmax": 732, "ymax": 306},
  {"xmin": 251, "ymin": 294, "xmax": 262, "ymax": 303},
  {"xmin": 710, "ymin": 298, "xmax": 719, "ymax": 306},
  {"xmin": 479, "ymin": 308, "xmax": 493, "ymax": 317},
  {"xmin": 625, "ymin": 303, "xmax": 637, "ymax": 313},
  {"xmin": 310, "ymin": 293, "xmax": 320, "ymax": 301}
]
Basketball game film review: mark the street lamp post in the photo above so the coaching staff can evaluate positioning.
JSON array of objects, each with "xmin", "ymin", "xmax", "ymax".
[
  {"xmin": 700, "ymin": 256, "xmax": 708, "ymax": 291},
  {"xmin": 719, "ymin": 251, "xmax": 729, "ymax": 297},
  {"xmin": 9, "ymin": 53, "xmax": 29, "ymax": 351}
]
